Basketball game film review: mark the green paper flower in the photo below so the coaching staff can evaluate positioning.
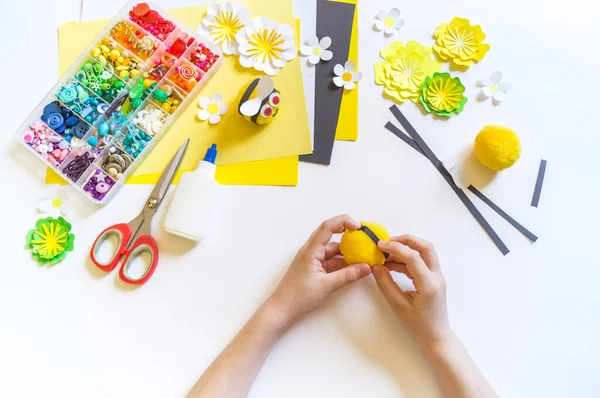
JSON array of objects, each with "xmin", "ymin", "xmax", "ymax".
[
  {"xmin": 419, "ymin": 72, "xmax": 467, "ymax": 117},
  {"xmin": 26, "ymin": 217, "xmax": 75, "ymax": 266}
]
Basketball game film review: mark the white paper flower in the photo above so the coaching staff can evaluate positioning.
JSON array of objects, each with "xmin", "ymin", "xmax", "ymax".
[
  {"xmin": 198, "ymin": 94, "xmax": 228, "ymax": 124},
  {"xmin": 197, "ymin": 2, "xmax": 250, "ymax": 55},
  {"xmin": 374, "ymin": 8, "xmax": 405, "ymax": 36},
  {"xmin": 333, "ymin": 60, "xmax": 362, "ymax": 90},
  {"xmin": 38, "ymin": 187, "xmax": 71, "ymax": 218},
  {"xmin": 300, "ymin": 36, "xmax": 333, "ymax": 65},
  {"xmin": 479, "ymin": 71, "xmax": 511, "ymax": 103},
  {"xmin": 236, "ymin": 17, "xmax": 297, "ymax": 76}
]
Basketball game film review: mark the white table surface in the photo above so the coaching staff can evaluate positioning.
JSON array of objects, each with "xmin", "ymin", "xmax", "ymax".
[{"xmin": 1, "ymin": 0, "xmax": 599, "ymax": 397}]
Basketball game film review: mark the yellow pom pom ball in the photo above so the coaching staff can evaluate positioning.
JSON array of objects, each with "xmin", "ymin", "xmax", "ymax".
[
  {"xmin": 340, "ymin": 222, "xmax": 390, "ymax": 267},
  {"xmin": 474, "ymin": 126, "xmax": 522, "ymax": 171}
]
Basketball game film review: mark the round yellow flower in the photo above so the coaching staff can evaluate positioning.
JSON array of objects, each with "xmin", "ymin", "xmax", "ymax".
[
  {"xmin": 374, "ymin": 40, "xmax": 442, "ymax": 103},
  {"xmin": 433, "ymin": 17, "xmax": 490, "ymax": 69}
]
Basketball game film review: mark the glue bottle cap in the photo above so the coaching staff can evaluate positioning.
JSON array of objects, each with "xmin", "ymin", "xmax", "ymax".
[{"xmin": 203, "ymin": 143, "xmax": 217, "ymax": 164}]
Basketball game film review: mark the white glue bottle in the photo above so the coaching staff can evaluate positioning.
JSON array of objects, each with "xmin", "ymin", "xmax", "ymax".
[{"xmin": 163, "ymin": 144, "xmax": 219, "ymax": 241}]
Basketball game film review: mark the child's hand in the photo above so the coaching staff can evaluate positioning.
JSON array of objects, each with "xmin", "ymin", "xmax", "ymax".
[
  {"xmin": 268, "ymin": 215, "xmax": 372, "ymax": 327},
  {"xmin": 373, "ymin": 236, "xmax": 452, "ymax": 349}
]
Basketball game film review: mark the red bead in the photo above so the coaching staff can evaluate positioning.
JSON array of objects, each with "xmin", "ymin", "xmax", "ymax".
[{"xmin": 133, "ymin": 3, "xmax": 150, "ymax": 17}]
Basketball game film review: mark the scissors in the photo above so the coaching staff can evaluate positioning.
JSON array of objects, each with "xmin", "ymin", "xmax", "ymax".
[{"xmin": 90, "ymin": 139, "xmax": 190, "ymax": 285}]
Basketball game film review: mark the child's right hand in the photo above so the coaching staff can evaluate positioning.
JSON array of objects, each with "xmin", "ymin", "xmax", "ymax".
[{"xmin": 373, "ymin": 236, "xmax": 453, "ymax": 350}]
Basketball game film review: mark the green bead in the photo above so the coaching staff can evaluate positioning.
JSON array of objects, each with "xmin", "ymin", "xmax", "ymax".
[
  {"xmin": 152, "ymin": 89, "xmax": 169, "ymax": 103},
  {"xmin": 132, "ymin": 98, "xmax": 142, "ymax": 108},
  {"xmin": 114, "ymin": 81, "xmax": 124, "ymax": 89}
]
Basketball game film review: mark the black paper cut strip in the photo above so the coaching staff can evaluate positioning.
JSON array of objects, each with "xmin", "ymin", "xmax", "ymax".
[
  {"xmin": 388, "ymin": 106, "xmax": 510, "ymax": 256},
  {"xmin": 531, "ymin": 159, "xmax": 547, "ymax": 208},
  {"xmin": 467, "ymin": 186, "xmax": 538, "ymax": 242},
  {"xmin": 300, "ymin": 0, "xmax": 356, "ymax": 165},
  {"xmin": 385, "ymin": 121, "xmax": 425, "ymax": 156},
  {"xmin": 359, "ymin": 226, "xmax": 390, "ymax": 259}
]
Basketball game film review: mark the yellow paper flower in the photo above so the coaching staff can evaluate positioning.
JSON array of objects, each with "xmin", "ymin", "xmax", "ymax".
[
  {"xmin": 374, "ymin": 40, "xmax": 442, "ymax": 104},
  {"xmin": 433, "ymin": 17, "xmax": 490, "ymax": 68},
  {"xmin": 198, "ymin": 2, "xmax": 250, "ymax": 55}
]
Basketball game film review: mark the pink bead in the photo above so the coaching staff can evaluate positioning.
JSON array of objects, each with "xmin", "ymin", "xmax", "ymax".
[
  {"xmin": 47, "ymin": 155, "xmax": 57, "ymax": 164},
  {"xmin": 60, "ymin": 149, "xmax": 69, "ymax": 160},
  {"xmin": 52, "ymin": 149, "xmax": 61, "ymax": 157}
]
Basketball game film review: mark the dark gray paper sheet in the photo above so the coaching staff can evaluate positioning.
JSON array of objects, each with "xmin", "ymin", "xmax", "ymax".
[
  {"xmin": 388, "ymin": 106, "xmax": 510, "ymax": 255},
  {"xmin": 300, "ymin": 0, "xmax": 356, "ymax": 165},
  {"xmin": 531, "ymin": 159, "xmax": 547, "ymax": 208}
]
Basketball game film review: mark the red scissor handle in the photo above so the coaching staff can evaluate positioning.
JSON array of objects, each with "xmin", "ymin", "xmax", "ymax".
[
  {"xmin": 90, "ymin": 223, "xmax": 132, "ymax": 272},
  {"xmin": 118, "ymin": 234, "xmax": 159, "ymax": 285}
]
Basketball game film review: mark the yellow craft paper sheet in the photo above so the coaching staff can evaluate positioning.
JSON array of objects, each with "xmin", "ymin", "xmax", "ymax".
[
  {"xmin": 46, "ymin": 0, "xmax": 308, "ymax": 186},
  {"xmin": 334, "ymin": 0, "xmax": 359, "ymax": 141}
]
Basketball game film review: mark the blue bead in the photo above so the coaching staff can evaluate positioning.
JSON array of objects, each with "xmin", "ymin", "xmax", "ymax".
[
  {"xmin": 66, "ymin": 136, "xmax": 72, "ymax": 142},
  {"xmin": 85, "ymin": 116, "xmax": 92, "ymax": 123},
  {"xmin": 126, "ymin": 133, "xmax": 133, "ymax": 140},
  {"xmin": 98, "ymin": 122, "xmax": 110, "ymax": 137},
  {"xmin": 88, "ymin": 137, "xmax": 99, "ymax": 147}
]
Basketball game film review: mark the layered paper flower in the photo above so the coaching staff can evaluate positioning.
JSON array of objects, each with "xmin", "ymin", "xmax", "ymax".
[
  {"xmin": 433, "ymin": 17, "xmax": 490, "ymax": 69},
  {"xmin": 198, "ymin": 93, "xmax": 228, "ymax": 124},
  {"xmin": 419, "ymin": 72, "xmax": 467, "ymax": 117},
  {"xmin": 374, "ymin": 40, "xmax": 442, "ymax": 103},
  {"xmin": 26, "ymin": 216, "xmax": 75, "ymax": 266},
  {"xmin": 198, "ymin": 2, "xmax": 250, "ymax": 55},
  {"xmin": 333, "ymin": 60, "xmax": 362, "ymax": 90},
  {"xmin": 300, "ymin": 36, "xmax": 333, "ymax": 65},
  {"xmin": 38, "ymin": 187, "xmax": 70, "ymax": 218},
  {"xmin": 374, "ymin": 8, "xmax": 404, "ymax": 36},
  {"xmin": 479, "ymin": 71, "xmax": 511, "ymax": 103},
  {"xmin": 236, "ymin": 17, "xmax": 297, "ymax": 76}
]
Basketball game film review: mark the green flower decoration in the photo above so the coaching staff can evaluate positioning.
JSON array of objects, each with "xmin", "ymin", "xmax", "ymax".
[
  {"xmin": 419, "ymin": 72, "xmax": 467, "ymax": 117},
  {"xmin": 26, "ymin": 217, "xmax": 75, "ymax": 266}
]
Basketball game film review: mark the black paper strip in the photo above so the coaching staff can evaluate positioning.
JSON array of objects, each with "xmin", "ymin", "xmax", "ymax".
[
  {"xmin": 531, "ymin": 159, "xmax": 547, "ymax": 208},
  {"xmin": 467, "ymin": 186, "xmax": 538, "ymax": 242},
  {"xmin": 300, "ymin": 0, "xmax": 356, "ymax": 165},
  {"xmin": 384, "ymin": 121, "xmax": 425, "ymax": 156},
  {"xmin": 359, "ymin": 226, "xmax": 389, "ymax": 259},
  {"xmin": 389, "ymin": 106, "xmax": 510, "ymax": 256}
]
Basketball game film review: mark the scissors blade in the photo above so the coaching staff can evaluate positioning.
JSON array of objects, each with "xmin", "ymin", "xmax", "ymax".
[{"xmin": 147, "ymin": 138, "xmax": 190, "ymax": 209}]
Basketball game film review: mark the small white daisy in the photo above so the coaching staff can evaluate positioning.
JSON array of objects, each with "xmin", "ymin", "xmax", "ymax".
[
  {"xmin": 300, "ymin": 36, "xmax": 333, "ymax": 65},
  {"xmin": 479, "ymin": 71, "xmax": 511, "ymax": 103},
  {"xmin": 38, "ymin": 187, "xmax": 71, "ymax": 218},
  {"xmin": 198, "ymin": 94, "xmax": 228, "ymax": 124},
  {"xmin": 374, "ymin": 8, "xmax": 405, "ymax": 36},
  {"xmin": 333, "ymin": 60, "xmax": 362, "ymax": 90}
]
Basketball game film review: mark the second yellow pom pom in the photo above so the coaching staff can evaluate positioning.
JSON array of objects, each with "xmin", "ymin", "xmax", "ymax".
[
  {"xmin": 474, "ymin": 126, "xmax": 521, "ymax": 171},
  {"xmin": 340, "ymin": 222, "xmax": 390, "ymax": 267}
]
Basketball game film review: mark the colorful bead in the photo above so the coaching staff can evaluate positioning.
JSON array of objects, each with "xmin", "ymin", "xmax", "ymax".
[
  {"xmin": 169, "ymin": 62, "xmax": 202, "ymax": 93},
  {"xmin": 132, "ymin": 104, "xmax": 166, "ymax": 136},
  {"xmin": 24, "ymin": 122, "xmax": 72, "ymax": 167},
  {"xmin": 129, "ymin": 3, "xmax": 175, "ymax": 41},
  {"xmin": 188, "ymin": 42, "xmax": 220, "ymax": 72},
  {"xmin": 83, "ymin": 169, "xmax": 116, "ymax": 201},
  {"xmin": 110, "ymin": 21, "xmax": 158, "ymax": 60},
  {"xmin": 41, "ymin": 101, "xmax": 90, "ymax": 142}
]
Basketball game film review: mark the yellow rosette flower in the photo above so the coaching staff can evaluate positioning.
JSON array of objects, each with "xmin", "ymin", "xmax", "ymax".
[
  {"xmin": 433, "ymin": 17, "xmax": 490, "ymax": 69},
  {"xmin": 374, "ymin": 40, "xmax": 442, "ymax": 104}
]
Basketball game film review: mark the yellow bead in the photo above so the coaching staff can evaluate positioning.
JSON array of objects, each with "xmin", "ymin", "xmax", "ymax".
[
  {"xmin": 116, "ymin": 66, "xmax": 129, "ymax": 71},
  {"xmin": 101, "ymin": 45, "xmax": 110, "ymax": 54},
  {"xmin": 91, "ymin": 47, "xmax": 101, "ymax": 58},
  {"xmin": 109, "ymin": 49, "xmax": 120, "ymax": 60},
  {"xmin": 119, "ymin": 70, "xmax": 129, "ymax": 79},
  {"xmin": 143, "ymin": 79, "xmax": 154, "ymax": 88},
  {"xmin": 102, "ymin": 37, "xmax": 110, "ymax": 45},
  {"xmin": 161, "ymin": 103, "xmax": 171, "ymax": 112},
  {"xmin": 172, "ymin": 100, "xmax": 180, "ymax": 106},
  {"xmin": 171, "ymin": 105, "xmax": 178, "ymax": 112},
  {"xmin": 98, "ymin": 55, "xmax": 107, "ymax": 66},
  {"xmin": 117, "ymin": 56, "xmax": 124, "ymax": 64}
]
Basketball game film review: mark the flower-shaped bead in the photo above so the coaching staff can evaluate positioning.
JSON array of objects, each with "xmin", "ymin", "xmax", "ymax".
[
  {"xmin": 236, "ymin": 17, "xmax": 297, "ymax": 76},
  {"xmin": 300, "ymin": 36, "xmax": 333, "ymax": 65},
  {"xmin": 374, "ymin": 40, "xmax": 442, "ymax": 103},
  {"xmin": 374, "ymin": 8, "xmax": 404, "ymax": 36},
  {"xmin": 433, "ymin": 17, "xmax": 490, "ymax": 69},
  {"xmin": 420, "ymin": 72, "xmax": 467, "ymax": 117},
  {"xmin": 198, "ymin": 93, "xmax": 228, "ymax": 124},
  {"xmin": 333, "ymin": 60, "xmax": 362, "ymax": 90}
]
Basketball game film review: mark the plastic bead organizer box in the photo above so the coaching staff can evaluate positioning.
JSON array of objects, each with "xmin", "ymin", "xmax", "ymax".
[{"xmin": 16, "ymin": 0, "xmax": 223, "ymax": 204}]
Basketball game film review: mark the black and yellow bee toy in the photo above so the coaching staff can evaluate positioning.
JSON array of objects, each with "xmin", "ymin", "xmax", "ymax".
[{"xmin": 237, "ymin": 76, "xmax": 281, "ymax": 125}]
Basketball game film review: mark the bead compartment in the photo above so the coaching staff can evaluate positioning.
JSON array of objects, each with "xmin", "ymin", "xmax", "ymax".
[{"xmin": 15, "ymin": 0, "xmax": 223, "ymax": 204}]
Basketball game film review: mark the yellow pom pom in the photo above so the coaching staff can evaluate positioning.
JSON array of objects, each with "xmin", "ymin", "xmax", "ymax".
[
  {"xmin": 474, "ymin": 126, "xmax": 522, "ymax": 170},
  {"xmin": 340, "ymin": 222, "xmax": 390, "ymax": 267}
]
